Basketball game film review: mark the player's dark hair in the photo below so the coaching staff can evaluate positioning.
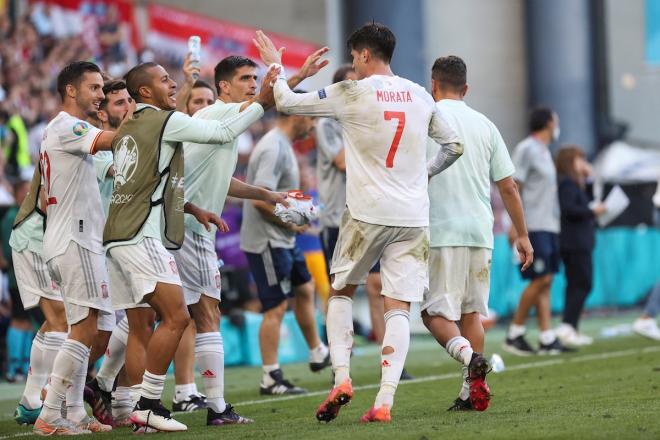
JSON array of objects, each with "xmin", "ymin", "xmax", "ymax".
[
  {"xmin": 214, "ymin": 56, "xmax": 258, "ymax": 95},
  {"xmin": 124, "ymin": 62, "xmax": 159, "ymax": 102},
  {"xmin": 529, "ymin": 106, "xmax": 555, "ymax": 133},
  {"xmin": 193, "ymin": 80, "xmax": 215, "ymax": 93},
  {"xmin": 431, "ymin": 56, "xmax": 467, "ymax": 92},
  {"xmin": 99, "ymin": 80, "xmax": 127, "ymax": 111},
  {"xmin": 56, "ymin": 61, "xmax": 102, "ymax": 101},
  {"xmin": 332, "ymin": 64, "xmax": 355, "ymax": 84},
  {"xmin": 346, "ymin": 22, "xmax": 396, "ymax": 64}
]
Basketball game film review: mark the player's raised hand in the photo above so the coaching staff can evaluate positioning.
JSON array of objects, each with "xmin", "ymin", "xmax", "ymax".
[
  {"xmin": 298, "ymin": 47, "xmax": 330, "ymax": 80},
  {"xmin": 517, "ymin": 235, "xmax": 534, "ymax": 271},
  {"xmin": 255, "ymin": 65, "xmax": 281, "ymax": 109},
  {"xmin": 182, "ymin": 52, "xmax": 200, "ymax": 85},
  {"xmin": 253, "ymin": 30, "xmax": 284, "ymax": 66}
]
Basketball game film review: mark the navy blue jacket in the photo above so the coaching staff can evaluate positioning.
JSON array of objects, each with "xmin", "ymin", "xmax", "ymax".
[{"xmin": 558, "ymin": 177, "xmax": 596, "ymax": 252}]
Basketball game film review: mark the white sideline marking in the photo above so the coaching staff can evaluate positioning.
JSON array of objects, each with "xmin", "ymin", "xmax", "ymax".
[
  {"xmin": 233, "ymin": 345, "xmax": 660, "ymax": 407},
  {"xmin": 1, "ymin": 345, "xmax": 659, "ymax": 439}
]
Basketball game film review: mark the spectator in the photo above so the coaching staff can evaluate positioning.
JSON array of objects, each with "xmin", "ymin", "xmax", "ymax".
[
  {"xmin": 505, "ymin": 107, "xmax": 569, "ymax": 356},
  {"xmin": 554, "ymin": 145, "xmax": 606, "ymax": 347}
]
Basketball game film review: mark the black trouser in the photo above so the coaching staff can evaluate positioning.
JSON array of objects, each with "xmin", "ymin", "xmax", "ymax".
[{"xmin": 561, "ymin": 251, "xmax": 593, "ymax": 329}]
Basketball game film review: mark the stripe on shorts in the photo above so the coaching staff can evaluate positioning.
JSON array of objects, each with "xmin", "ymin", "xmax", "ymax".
[
  {"xmin": 31, "ymin": 252, "xmax": 48, "ymax": 289},
  {"xmin": 194, "ymin": 233, "xmax": 210, "ymax": 286},
  {"xmin": 77, "ymin": 247, "xmax": 98, "ymax": 298},
  {"xmin": 261, "ymin": 248, "xmax": 278, "ymax": 287},
  {"xmin": 144, "ymin": 239, "xmax": 166, "ymax": 273}
]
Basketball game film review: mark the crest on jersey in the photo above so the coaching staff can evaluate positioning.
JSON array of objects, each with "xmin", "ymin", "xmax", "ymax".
[
  {"xmin": 114, "ymin": 135, "xmax": 139, "ymax": 189},
  {"xmin": 72, "ymin": 121, "xmax": 89, "ymax": 136}
]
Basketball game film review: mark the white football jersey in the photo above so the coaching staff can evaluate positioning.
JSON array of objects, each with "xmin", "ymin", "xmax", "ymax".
[
  {"xmin": 40, "ymin": 111, "xmax": 106, "ymax": 261},
  {"xmin": 274, "ymin": 75, "xmax": 460, "ymax": 227}
]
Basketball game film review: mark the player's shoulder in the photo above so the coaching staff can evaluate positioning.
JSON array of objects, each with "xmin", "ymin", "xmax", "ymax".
[{"xmin": 49, "ymin": 112, "xmax": 92, "ymax": 138}]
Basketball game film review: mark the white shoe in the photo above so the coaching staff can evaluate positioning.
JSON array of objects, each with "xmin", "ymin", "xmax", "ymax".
[
  {"xmin": 633, "ymin": 318, "xmax": 660, "ymax": 341},
  {"xmin": 556, "ymin": 324, "xmax": 593, "ymax": 347},
  {"xmin": 130, "ymin": 407, "xmax": 187, "ymax": 432}
]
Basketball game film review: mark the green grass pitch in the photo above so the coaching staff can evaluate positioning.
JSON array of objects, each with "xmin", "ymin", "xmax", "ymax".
[{"xmin": 1, "ymin": 313, "xmax": 659, "ymax": 439}]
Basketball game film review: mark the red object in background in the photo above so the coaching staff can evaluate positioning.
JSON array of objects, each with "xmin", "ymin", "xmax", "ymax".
[{"xmin": 146, "ymin": 3, "xmax": 319, "ymax": 71}]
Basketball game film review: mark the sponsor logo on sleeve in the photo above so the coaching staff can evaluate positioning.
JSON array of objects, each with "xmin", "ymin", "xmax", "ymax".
[
  {"xmin": 318, "ymin": 88, "xmax": 327, "ymax": 99},
  {"xmin": 72, "ymin": 121, "xmax": 90, "ymax": 136}
]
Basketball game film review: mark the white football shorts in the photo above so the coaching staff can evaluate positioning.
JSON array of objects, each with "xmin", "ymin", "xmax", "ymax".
[
  {"xmin": 47, "ymin": 242, "xmax": 114, "ymax": 329},
  {"xmin": 107, "ymin": 237, "xmax": 181, "ymax": 310},
  {"xmin": 330, "ymin": 209, "xmax": 429, "ymax": 303},
  {"xmin": 171, "ymin": 230, "xmax": 221, "ymax": 305},
  {"xmin": 12, "ymin": 249, "xmax": 61, "ymax": 310},
  {"xmin": 422, "ymin": 246, "xmax": 492, "ymax": 320}
]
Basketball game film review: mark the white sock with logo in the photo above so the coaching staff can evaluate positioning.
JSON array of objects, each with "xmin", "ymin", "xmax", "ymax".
[
  {"xmin": 374, "ymin": 309, "xmax": 410, "ymax": 409},
  {"xmin": 195, "ymin": 332, "xmax": 226, "ymax": 413},
  {"xmin": 40, "ymin": 339, "xmax": 89, "ymax": 423},
  {"xmin": 446, "ymin": 336, "xmax": 474, "ymax": 367},
  {"xmin": 65, "ymin": 354, "xmax": 89, "ymax": 423},
  {"xmin": 326, "ymin": 296, "xmax": 354, "ymax": 387}
]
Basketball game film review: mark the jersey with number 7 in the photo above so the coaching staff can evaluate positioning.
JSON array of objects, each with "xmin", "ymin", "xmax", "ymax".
[{"xmin": 273, "ymin": 74, "xmax": 461, "ymax": 227}]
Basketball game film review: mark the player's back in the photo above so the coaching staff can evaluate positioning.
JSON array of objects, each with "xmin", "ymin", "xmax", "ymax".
[
  {"xmin": 338, "ymin": 75, "xmax": 436, "ymax": 227},
  {"xmin": 40, "ymin": 112, "xmax": 105, "ymax": 260},
  {"xmin": 427, "ymin": 100, "xmax": 514, "ymax": 249}
]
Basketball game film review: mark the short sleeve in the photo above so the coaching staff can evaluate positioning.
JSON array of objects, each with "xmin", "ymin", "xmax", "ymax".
[
  {"xmin": 251, "ymin": 143, "xmax": 284, "ymax": 190},
  {"xmin": 489, "ymin": 124, "xmax": 515, "ymax": 182},
  {"xmin": 315, "ymin": 118, "xmax": 343, "ymax": 160},
  {"xmin": 57, "ymin": 118, "xmax": 103, "ymax": 156},
  {"xmin": 512, "ymin": 143, "xmax": 531, "ymax": 184}
]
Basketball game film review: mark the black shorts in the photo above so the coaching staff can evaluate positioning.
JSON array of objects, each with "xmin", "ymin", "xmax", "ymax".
[
  {"xmin": 320, "ymin": 227, "xmax": 380, "ymax": 278},
  {"xmin": 245, "ymin": 245, "xmax": 312, "ymax": 312},
  {"xmin": 521, "ymin": 231, "xmax": 560, "ymax": 280}
]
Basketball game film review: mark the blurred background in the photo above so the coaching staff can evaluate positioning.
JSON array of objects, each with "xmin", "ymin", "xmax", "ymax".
[{"xmin": 0, "ymin": 0, "xmax": 659, "ymax": 374}]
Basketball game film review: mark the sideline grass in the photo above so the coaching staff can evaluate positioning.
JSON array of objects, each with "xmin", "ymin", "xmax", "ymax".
[{"xmin": 1, "ymin": 315, "xmax": 659, "ymax": 439}]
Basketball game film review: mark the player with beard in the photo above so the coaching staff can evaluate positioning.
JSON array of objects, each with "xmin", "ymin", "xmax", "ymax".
[
  {"xmin": 102, "ymin": 62, "xmax": 272, "ymax": 432},
  {"xmin": 33, "ymin": 61, "xmax": 118, "ymax": 435}
]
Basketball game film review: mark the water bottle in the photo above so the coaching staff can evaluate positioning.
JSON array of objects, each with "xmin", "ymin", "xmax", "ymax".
[
  {"xmin": 489, "ymin": 353, "xmax": 505, "ymax": 373},
  {"xmin": 188, "ymin": 36, "xmax": 201, "ymax": 81}
]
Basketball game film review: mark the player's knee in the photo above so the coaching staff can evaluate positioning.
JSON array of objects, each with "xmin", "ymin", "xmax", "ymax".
[{"xmin": 382, "ymin": 345, "xmax": 394, "ymax": 355}]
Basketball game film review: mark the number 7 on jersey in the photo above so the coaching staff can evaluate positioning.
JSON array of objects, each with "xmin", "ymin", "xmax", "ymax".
[{"xmin": 384, "ymin": 111, "xmax": 405, "ymax": 168}]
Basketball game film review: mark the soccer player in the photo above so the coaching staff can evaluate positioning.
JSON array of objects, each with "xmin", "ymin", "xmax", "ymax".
[
  {"xmin": 83, "ymin": 79, "xmax": 136, "ymax": 427},
  {"xmin": 421, "ymin": 56, "xmax": 533, "ymax": 412},
  {"xmin": 253, "ymin": 24, "xmax": 463, "ymax": 423},
  {"xmin": 315, "ymin": 65, "xmax": 413, "ymax": 380},
  {"xmin": 173, "ymin": 53, "xmax": 324, "ymax": 423},
  {"xmin": 11, "ymin": 168, "xmax": 67, "ymax": 426},
  {"xmin": 505, "ymin": 107, "xmax": 569, "ymax": 355},
  {"xmin": 34, "ymin": 61, "xmax": 118, "ymax": 435},
  {"xmin": 103, "ymin": 61, "xmax": 271, "ymax": 432}
]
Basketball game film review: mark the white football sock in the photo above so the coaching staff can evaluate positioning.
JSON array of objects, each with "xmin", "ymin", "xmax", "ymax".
[
  {"xmin": 40, "ymin": 339, "xmax": 89, "ymax": 423},
  {"xmin": 140, "ymin": 371, "xmax": 166, "ymax": 400},
  {"xmin": 539, "ymin": 329, "xmax": 556, "ymax": 345},
  {"xmin": 20, "ymin": 332, "xmax": 46, "ymax": 409},
  {"xmin": 66, "ymin": 352, "xmax": 89, "ymax": 423},
  {"xmin": 195, "ymin": 332, "xmax": 226, "ymax": 413},
  {"xmin": 458, "ymin": 366, "xmax": 470, "ymax": 401},
  {"xmin": 174, "ymin": 383, "xmax": 195, "ymax": 402},
  {"xmin": 374, "ymin": 309, "xmax": 410, "ymax": 409},
  {"xmin": 446, "ymin": 336, "xmax": 474, "ymax": 367},
  {"xmin": 112, "ymin": 386, "xmax": 133, "ymax": 420},
  {"xmin": 309, "ymin": 342, "xmax": 329, "ymax": 364},
  {"xmin": 508, "ymin": 324, "xmax": 526, "ymax": 339},
  {"xmin": 96, "ymin": 317, "xmax": 129, "ymax": 392},
  {"xmin": 327, "ymin": 296, "xmax": 354, "ymax": 387},
  {"xmin": 129, "ymin": 384, "xmax": 141, "ymax": 407},
  {"xmin": 261, "ymin": 363, "xmax": 280, "ymax": 387}
]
